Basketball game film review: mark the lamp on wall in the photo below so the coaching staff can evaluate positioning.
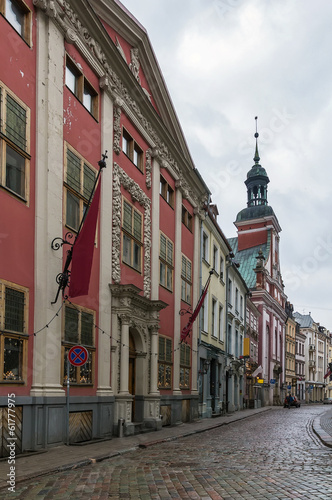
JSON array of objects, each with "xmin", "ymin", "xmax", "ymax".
[{"xmin": 199, "ymin": 359, "xmax": 211, "ymax": 375}]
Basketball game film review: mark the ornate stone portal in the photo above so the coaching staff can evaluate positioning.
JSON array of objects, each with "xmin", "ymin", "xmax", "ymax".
[{"xmin": 109, "ymin": 284, "xmax": 167, "ymax": 435}]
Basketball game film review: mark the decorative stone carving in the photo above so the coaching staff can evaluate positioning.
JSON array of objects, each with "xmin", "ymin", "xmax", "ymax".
[
  {"xmin": 113, "ymin": 106, "xmax": 122, "ymax": 155},
  {"xmin": 64, "ymin": 27, "xmax": 77, "ymax": 44},
  {"xmin": 145, "ymin": 149, "xmax": 152, "ymax": 189},
  {"xmin": 129, "ymin": 48, "xmax": 140, "ymax": 83},
  {"xmin": 115, "ymin": 37, "xmax": 127, "ymax": 63},
  {"xmin": 126, "ymin": 402, "xmax": 131, "ymax": 422},
  {"xmin": 112, "ymin": 163, "xmax": 151, "ymax": 297},
  {"xmin": 142, "ymin": 87, "xmax": 151, "ymax": 102}
]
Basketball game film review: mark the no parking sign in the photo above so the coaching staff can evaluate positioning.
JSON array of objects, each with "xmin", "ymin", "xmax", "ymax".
[{"xmin": 68, "ymin": 345, "xmax": 89, "ymax": 366}]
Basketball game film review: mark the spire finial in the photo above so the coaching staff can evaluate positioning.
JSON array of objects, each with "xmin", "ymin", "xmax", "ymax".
[{"xmin": 254, "ymin": 116, "xmax": 260, "ymax": 164}]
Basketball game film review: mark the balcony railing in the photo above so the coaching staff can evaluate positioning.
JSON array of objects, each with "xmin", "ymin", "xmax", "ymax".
[{"xmin": 309, "ymin": 344, "xmax": 316, "ymax": 351}]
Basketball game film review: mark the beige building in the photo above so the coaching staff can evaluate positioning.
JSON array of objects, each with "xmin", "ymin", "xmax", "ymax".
[{"xmin": 285, "ymin": 302, "xmax": 296, "ymax": 395}]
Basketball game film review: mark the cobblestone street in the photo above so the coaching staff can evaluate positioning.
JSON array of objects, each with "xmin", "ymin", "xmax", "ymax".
[{"xmin": 5, "ymin": 406, "xmax": 332, "ymax": 499}]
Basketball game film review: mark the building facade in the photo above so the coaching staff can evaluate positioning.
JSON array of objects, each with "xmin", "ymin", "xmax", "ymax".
[
  {"xmin": 0, "ymin": 0, "xmax": 211, "ymax": 454},
  {"xmin": 294, "ymin": 312, "xmax": 329, "ymax": 403},
  {"xmin": 198, "ymin": 204, "xmax": 230, "ymax": 417},
  {"xmin": 285, "ymin": 302, "xmax": 296, "ymax": 396},
  {"xmin": 228, "ymin": 130, "xmax": 287, "ymax": 406},
  {"xmin": 295, "ymin": 322, "xmax": 306, "ymax": 401}
]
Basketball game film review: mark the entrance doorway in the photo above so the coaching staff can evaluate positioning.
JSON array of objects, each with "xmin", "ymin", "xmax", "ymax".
[{"xmin": 129, "ymin": 333, "xmax": 136, "ymax": 420}]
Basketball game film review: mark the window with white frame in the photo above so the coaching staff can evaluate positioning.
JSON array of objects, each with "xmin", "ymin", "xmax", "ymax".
[
  {"xmin": 0, "ymin": 280, "xmax": 28, "ymax": 383},
  {"xmin": 201, "ymin": 293, "xmax": 208, "ymax": 332},
  {"xmin": 0, "ymin": 82, "xmax": 30, "ymax": 200},
  {"xmin": 64, "ymin": 144, "xmax": 96, "ymax": 232},
  {"xmin": 63, "ymin": 305, "xmax": 95, "ymax": 385},
  {"xmin": 122, "ymin": 198, "xmax": 143, "ymax": 272},
  {"xmin": 220, "ymin": 255, "xmax": 224, "ymax": 281},
  {"xmin": 228, "ymin": 278, "xmax": 233, "ymax": 306},
  {"xmin": 235, "ymin": 288, "xmax": 239, "ymax": 312},
  {"xmin": 211, "ymin": 298, "xmax": 217, "ymax": 337},
  {"xmin": 219, "ymin": 305, "xmax": 223, "ymax": 342},
  {"xmin": 1, "ymin": 0, "xmax": 32, "ymax": 44},
  {"xmin": 181, "ymin": 255, "xmax": 192, "ymax": 304},
  {"xmin": 213, "ymin": 245, "xmax": 218, "ymax": 273},
  {"xmin": 202, "ymin": 232, "xmax": 208, "ymax": 262}
]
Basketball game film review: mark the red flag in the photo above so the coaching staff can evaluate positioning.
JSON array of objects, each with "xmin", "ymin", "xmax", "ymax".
[
  {"xmin": 181, "ymin": 272, "xmax": 212, "ymax": 342},
  {"xmin": 324, "ymin": 368, "xmax": 332, "ymax": 380},
  {"xmin": 69, "ymin": 178, "xmax": 101, "ymax": 298}
]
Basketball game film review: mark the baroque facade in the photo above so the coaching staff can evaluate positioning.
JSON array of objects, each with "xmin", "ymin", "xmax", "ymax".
[{"xmin": 0, "ymin": 0, "xmax": 210, "ymax": 454}]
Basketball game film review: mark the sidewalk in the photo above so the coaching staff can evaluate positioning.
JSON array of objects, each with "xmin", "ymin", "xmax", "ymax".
[
  {"xmin": 0, "ymin": 407, "xmax": 270, "ymax": 490},
  {"xmin": 312, "ymin": 406, "xmax": 332, "ymax": 448}
]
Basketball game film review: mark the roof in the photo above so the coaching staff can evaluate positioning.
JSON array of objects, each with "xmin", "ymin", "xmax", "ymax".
[
  {"xmin": 246, "ymin": 164, "xmax": 269, "ymax": 180},
  {"xmin": 293, "ymin": 311, "xmax": 315, "ymax": 328},
  {"xmin": 236, "ymin": 204, "xmax": 276, "ymax": 223},
  {"xmin": 228, "ymin": 231, "xmax": 272, "ymax": 289}
]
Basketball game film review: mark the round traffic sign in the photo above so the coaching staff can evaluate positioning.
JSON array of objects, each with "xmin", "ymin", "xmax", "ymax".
[{"xmin": 68, "ymin": 345, "xmax": 89, "ymax": 366}]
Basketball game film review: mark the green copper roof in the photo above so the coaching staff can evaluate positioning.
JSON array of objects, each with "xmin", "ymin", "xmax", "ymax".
[
  {"xmin": 228, "ymin": 231, "xmax": 272, "ymax": 289},
  {"xmin": 236, "ymin": 204, "xmax": 275, "ymax": 223},
  {"xmin": 247, "ymin": 164, "xmax": 269, "ymax": 179}
]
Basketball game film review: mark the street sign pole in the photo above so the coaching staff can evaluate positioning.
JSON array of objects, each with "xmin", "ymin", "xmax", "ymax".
[{"xmin": 66, "ymin": 355, "xmax": 70, "ymax": 446}]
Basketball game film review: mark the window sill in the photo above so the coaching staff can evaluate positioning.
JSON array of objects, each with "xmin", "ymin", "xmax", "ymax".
[
  {"xmin": 202, "ymin": 258, "xmax": 210, "ymax": 267},
  {"xmin": 1, "ymin": 184, "xmax": 27, "ymax": 204},
  {"xmin": 159, "ymin": 283, "xmax": 173, "ymax": 293},
  {"xmin": 159, "ymin": 194, "xmax": 174, "ymax": 210}
]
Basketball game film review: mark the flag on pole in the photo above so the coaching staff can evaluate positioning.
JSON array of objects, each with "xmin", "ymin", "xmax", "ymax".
[
  {"xmin": 181, "ymin": 270, "xmax": 213, "ymax": 343},
  {"xmin": 324, "ymin": 367, "xmax": 332, "ymax": 380},
  {"xmin": 69, "ymin": 178, "xmax": 101, "ymax": 298}
]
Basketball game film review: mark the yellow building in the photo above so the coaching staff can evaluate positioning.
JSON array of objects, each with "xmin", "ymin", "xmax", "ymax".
[{"xmin": 198, "ymin": 204, "xmax": 231, "ymax": 417}]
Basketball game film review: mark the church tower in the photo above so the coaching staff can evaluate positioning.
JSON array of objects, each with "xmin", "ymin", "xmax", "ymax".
[{"xmin": 234, "ymin": 117, "xmax": 281, "ymax": 252}]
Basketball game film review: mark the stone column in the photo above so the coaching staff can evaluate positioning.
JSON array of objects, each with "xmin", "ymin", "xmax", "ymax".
[
  {"xmin": 150, "ymin": 154, "xmax": 160, "ymax": 301},
  {"xmin": 31, "ymin": 13, "xmax": 64, "ymax": 397},
  {"xmin": 119, "ymin": 315, "xmax": 130, "ymax": 394},
  {"xmin": 150, "ymin": 325, "xmax": 159, "ymax": 395},
  {"xmin": 172, "ymin": 184, "xmax": 182, "ymax": 394}
]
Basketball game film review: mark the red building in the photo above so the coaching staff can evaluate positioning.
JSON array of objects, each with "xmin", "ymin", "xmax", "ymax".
[{"xmin": 0, "ymin": 0, "xmax": 209, "ymax": 454}]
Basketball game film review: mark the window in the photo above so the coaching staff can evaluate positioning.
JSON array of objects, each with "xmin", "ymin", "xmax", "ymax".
[
  {"xmin": 65, "ymin": 55, "xmax": 98, "ymax": 119},
  {"xmin": 201, "ymin": 293, "xmax": 208, "ymax": 332},
  {"xmin": 202, "ymin": 232, "xmax": 208, "ymax": 262},
  {"xmin": 122, "ymin": 199, "xmax": 143, "ymax": 272},
  {"xmin": 213, "ymin": 245, "xmax": 218, "ymax": 273},
  {"xmin": 122, "ymin": 128, "xmax": 144, "ymax": 172},
  {"xmin": 0, "ymin": 280, "xmax": 28, "ymax": 383},
  {"xmin": 228, "ymin": 323, "xmax": 232, "ymax": 355},
  {"xmin": 64, "ymin": 144, "xmax": 96, "ymax": 232},
  {"xmin": 220, "ymin": 256, "xmax": 224, "ymax": 281},
  {"xmin": 160, "ymin": 175, "xmax": 174, "ymax": 207},
  {"xmin": 158, "ymin": 336, "xmax": 172, "ymax": 388},
  {"xmin": 219, "ymin": 305, "xmax": 223, "ymax": 342},
  {"xmin": 63, "ymin": 305, "xmax": 95, "ymax": 385},
  {"xmin": 228, "ymin": 279, "xmax": 233, "ymax": 306},
  {"xmin": 1, "ymin": 0, "xmax": 32, "ymax": 44},
  {"xmin": 0, "ymin": 83, "xmax": 30, "ymax": 200},
  {"xmin": 159, "ymin": 233, "xmax": 173, "ymax": 291},
  {"xmin": 181, "ymin": 255, "xmax": 192, "ymax": 304},
  {"xmin": 240, "ymin": 296, "xmax": 243, "ymax": 318},
  {"xmin": 212, "ymin": 298, "xmax": 217, "ymax": 337},
  {"xmin": 180, "ymin": 343, "xmax": 191, "ymax": 389},
  {"xmin": 235, "ymin": 288, "xmax": 239, "ymax": 313},
  {"xmin": 235, "ymin": 329, "xmax": 239, "ymax": 358},
  {"xmin": 182, "ymin": 205, "xmax": 192, "ymax": 231}
]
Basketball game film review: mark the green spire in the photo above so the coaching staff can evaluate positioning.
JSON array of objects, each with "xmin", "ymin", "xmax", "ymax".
[{"xmin": 254, "ymin": 116, "xmax": 260, "ymax": 164}]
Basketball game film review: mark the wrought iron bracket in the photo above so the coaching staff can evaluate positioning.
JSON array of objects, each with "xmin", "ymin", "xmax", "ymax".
[
  {"xmin": 179, "ymin": 307, "xmax": 193, "ymax": 317},
  {"xmin": 51, "ymin": 232, "xmax": 75, "ymax": 251}
]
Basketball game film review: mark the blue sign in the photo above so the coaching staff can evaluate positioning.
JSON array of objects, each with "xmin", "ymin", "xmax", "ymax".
[
  {"xmin": 270, "ymin": 379, "xmax": 276, "ymax": 384},
  {"xmin": 287, "ymin": 385, "xmax": 291, "ymax": 390},
  {"xmin": 68, "ymin": 345, "xmax": 88, "ymax": 366}
]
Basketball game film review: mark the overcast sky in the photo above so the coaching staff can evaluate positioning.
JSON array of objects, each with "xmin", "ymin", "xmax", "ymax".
[{"xmin": 120, "ymin": 0, "xmax": 332, "ymax": 330}]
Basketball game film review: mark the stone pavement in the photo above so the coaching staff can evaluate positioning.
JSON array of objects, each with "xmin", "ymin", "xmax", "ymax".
[{"xmin": 0, "ymin": 404, "xmax": 331, "ymax": 492}]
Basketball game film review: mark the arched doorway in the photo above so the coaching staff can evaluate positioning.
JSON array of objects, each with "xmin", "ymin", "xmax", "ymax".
[{"xmin": 129, "ymin": 332, "xmax": 136, "ymax": 421}]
